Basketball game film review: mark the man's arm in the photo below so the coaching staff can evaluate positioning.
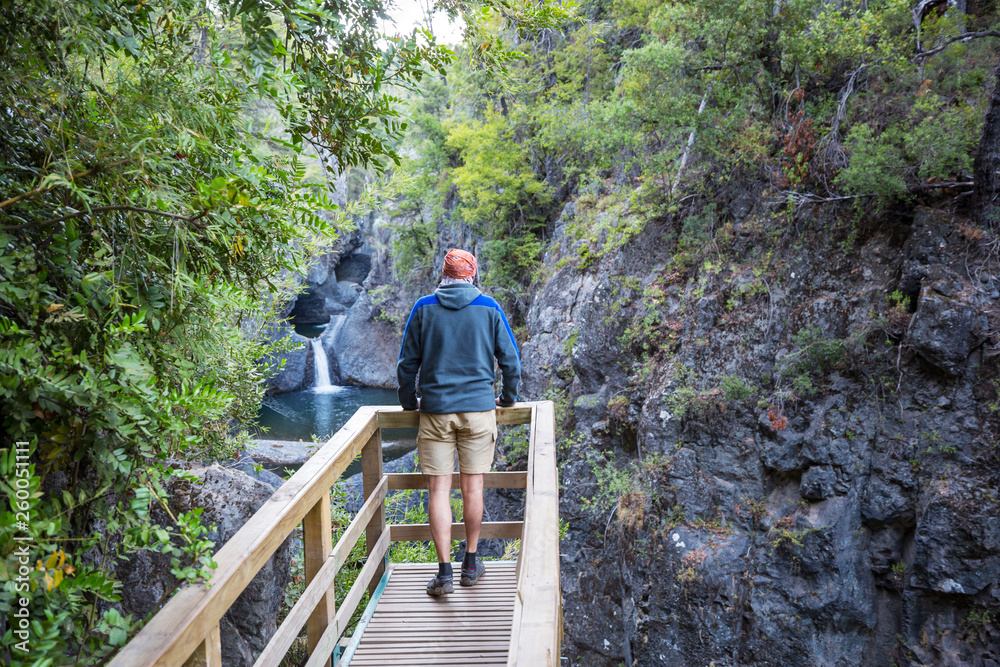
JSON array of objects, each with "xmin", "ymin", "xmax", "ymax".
[
  {"xmin": 397, "ymin": 303, "xmax": 422, "ymax": 410},
  {"xmin": 493, "ymin": 308, "xmax": 521, "ymax": 407}
]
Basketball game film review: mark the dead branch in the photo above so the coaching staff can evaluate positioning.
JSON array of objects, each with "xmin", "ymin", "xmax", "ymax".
[
  {"xmin": 817, "ymin": 65, "xmax": 868, "ymax": 157},
  {"xmin": 912, "ymin": 30, "xmax": 1000, "ymax": 62},
  {"xmin": 786, "ymin": 180, "xmax": 974, "ymax": 207}
]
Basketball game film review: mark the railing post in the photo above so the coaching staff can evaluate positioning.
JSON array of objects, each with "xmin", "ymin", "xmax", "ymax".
[
  {"xmin": 182, "ymin": 623, "xmax": 221, "ymax": 667},
  {"xmin": 361, "ymin": 426, "xmax": 386, "ymax": 596},
  {"xmin": 304, "ymin": 492, "xmax": 334, "ymax": 667}
]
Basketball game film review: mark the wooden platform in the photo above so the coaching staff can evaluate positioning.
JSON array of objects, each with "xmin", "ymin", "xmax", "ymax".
[{"xmin": 347, "ymin": 561, "xmax": 518, "ymax": 666}]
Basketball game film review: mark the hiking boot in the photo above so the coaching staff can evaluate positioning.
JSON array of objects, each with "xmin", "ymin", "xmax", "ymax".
[
  {"xmin": 426, "ymin": 572, "xmax": 454, "ymax": 596},
  {"xmin": 460, "ymin": 558, "xmax": 485, "ymax": 587}
]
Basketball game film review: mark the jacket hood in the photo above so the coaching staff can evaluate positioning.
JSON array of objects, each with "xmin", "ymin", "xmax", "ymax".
[{"xmin": 434, "ymin": 283, "xmax": 482, "ymax": 310}]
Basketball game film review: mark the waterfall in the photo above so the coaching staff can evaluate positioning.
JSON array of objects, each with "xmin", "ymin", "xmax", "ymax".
[{"xmin": 311, "ymin": 338, "xmax": 332, "ymax": 389}]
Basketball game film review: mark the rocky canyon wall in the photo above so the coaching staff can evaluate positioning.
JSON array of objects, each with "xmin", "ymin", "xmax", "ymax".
[{"xmin": 514, "ymin": 199, "xmax": 999, "ymax": 666}]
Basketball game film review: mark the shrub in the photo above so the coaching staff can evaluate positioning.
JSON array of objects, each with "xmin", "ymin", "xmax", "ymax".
[
  {"xmin": 721, "ymin": 375, "xmax": 755, "ymax": 402},
  {"xmin": 836, "ymin": 123, "xmax": 909, "ymax": 211}
]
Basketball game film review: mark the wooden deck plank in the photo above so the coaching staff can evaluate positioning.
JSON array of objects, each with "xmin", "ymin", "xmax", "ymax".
[{"xmin": 347, "ymin": 562, "xmax": 516, "ymax": 666}]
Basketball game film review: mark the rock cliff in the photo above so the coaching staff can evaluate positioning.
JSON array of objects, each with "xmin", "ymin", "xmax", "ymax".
[
  {"xmin": 517, "ymin": 202, "xmax": 999, "ymax": 666},
  {"xmin": 114, "ymin": 465, "xmax": 292, "ymax": 666}
]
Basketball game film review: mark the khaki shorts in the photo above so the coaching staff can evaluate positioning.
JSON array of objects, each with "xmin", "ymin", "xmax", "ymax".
[{"xmin": 417, "ymin": 410, "xmax": 498, "ymax": 475}]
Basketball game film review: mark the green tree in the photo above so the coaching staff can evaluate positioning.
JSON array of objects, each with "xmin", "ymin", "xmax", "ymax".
[{"xmin": 0, "ymin": 0, "xmax": 446, "ymax": 662}]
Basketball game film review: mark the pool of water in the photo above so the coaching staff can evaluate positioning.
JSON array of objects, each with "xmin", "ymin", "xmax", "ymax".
[
  {"xmin": 255, "ymin": 386, "xmax": 414, "ymax": 441},
  {"xmin": 254, "ymin": 386, "xmax": 417, "ymax": 477},
  {"xmin": 293, "ymin": 323, "xmax": 329, "ymax": 339}
]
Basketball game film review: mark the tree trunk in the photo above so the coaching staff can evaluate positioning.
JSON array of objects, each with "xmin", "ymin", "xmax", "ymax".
[{"xmin": 974, "ymin": 59, "xmax": 1000, "ymax": 227}]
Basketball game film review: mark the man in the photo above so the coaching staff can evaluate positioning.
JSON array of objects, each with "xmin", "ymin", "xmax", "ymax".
[{"xmin": 397, "ymin": 248, "xmax": 521, "ymax": 596}]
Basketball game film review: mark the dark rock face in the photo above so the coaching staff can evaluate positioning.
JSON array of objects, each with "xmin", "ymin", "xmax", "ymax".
[
  {"xmin": 260, "ymin": 324, "xmax": 313, "ymax": 394},
  {"xmin": 335, "ymin": 252, "xmax": 373, "ymax": 283},
  {"xmin": 906, "ymin": 266, "xmax": 988, "ymax": 375},
  {"xmin": 288, "ymin": 288, "xmax": 331, "ymax": 325},
  {"xmin": 331, "ymin": 292, "xmax": 399, "ymax": 387},
  {"xmin": 116, "ymin": 465, "xmax": 292, "ymax": 666},
  {"xmin": 516, "ymin": 205, "xmax": 1000, "ymax": 666}
]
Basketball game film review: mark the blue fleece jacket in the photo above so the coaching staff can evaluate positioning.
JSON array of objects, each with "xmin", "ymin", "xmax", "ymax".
[{"xmin": 396, "ymin": 283, "xmax": 521, "ymax": 414}]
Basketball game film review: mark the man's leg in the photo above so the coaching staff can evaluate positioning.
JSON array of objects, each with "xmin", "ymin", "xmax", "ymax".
[
  {"xmin": 459, "ymin": 472, "xmax": 484, "ymax": 553},
  {"xmin": 428, "ymin": 473, "xmax": 454, "ymax": 563}
]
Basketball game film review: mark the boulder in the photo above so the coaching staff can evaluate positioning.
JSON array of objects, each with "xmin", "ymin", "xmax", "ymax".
[
  {"xmin": 332, "ymin": 280, "xmax": 363, "ymax": 307},
  {"xmin": 800, "ymin": 465, "xmax": 836, "ymax": 500},
  {"xmin": 116, "ymin": 465, "xmax": 292, "ymax": 666},
  {"xmin": 332, "ymin": 292, "xmax": 399, "ymax": 387},
  {"xmin": 230, "ymin": 451, "xmax": 285, "ymax": 490},
  {"xmin": 906, "ymin": 267, "xmax": 987, "ymax": 375},
  {"xmin": 262, "ymin": 327, "xmax": 311, "ymax": 395},
  {"xmin": 248, "ymin": 439, "xmax": 320, "ymax": 467},
  {"xmin": 324, "ymin": 298, "xmax": 349, "ymax": 315}
]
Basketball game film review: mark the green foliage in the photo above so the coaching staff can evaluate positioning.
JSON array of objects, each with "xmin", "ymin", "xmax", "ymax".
[
  {"xmin": 615, "ymin": 282, "xmax": 675, "ymax": 358},
  {"xmin": 0, "ymin": 0, "xmax": 452, "ymax": 661},
  {"xmin": 446, "ymin": 115, "xmax": 552, "ymax": 298},
  {"xmin": 962, "ymin": 608, "xmax": 995, "ymax": 643},
  {"xmin": 498, "ymin": 424, "xmax": 531, "ymax": 467},
  {"xmin": 562, "ymin": 329, "xmax": 579, "ymax": 356},
  {"xmin": 779, "ymin": 324, "xmax": 851, "ymax": 397},
  {"xmin": 836, "ymin": 124, "xmax": 910, "ymax": 211},
  {"xmin": 448, "ymin": 115, "xmax": 552, "ymax": 233},
  {"xmin": 581, "ymin": 452, "xmax": 639, "ymax": 515},
  {"xmin": 564, "ymin": 193, "xmax": 647, "ymax": 269},
  {"xmin": 389, "ymin": 215, "xmax": 438, "ymax": 280},
  {"xmin": 675, "ymin": 206, "xmax": 716, "ymax": 270},
  {"xmin": 776, "ymin": 320, "xmax": 891, "ymax": 399},
  {"xmin": 767, "ymin": 515, "xmax": 819, "ymax": 550},
  {"xmin": 888, "ymin": 290, "xmax": 912, "ymax": 312},
  {"xmin": 905, "ymin": 93, "xmax": 981, "ymax": 183},
  {"xmin": 721, "ymin": 375, "xmax": 755, "ymax": 402}
]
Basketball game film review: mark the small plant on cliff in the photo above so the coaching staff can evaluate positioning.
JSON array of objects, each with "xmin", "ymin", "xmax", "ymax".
[
  {"xmin": 777, "ymin": 322, "xmax": 879, "ymax": 397},
  {"xmin": 497, "ymin": 424, "xmax": 531, "ymax": 467},
  {"xmin": 676, "ymin": 549, "xmax": 708, "ymax": 587},
  {"xmin": 582, "ymin": 452, "xmax": 638, "ymax": 515},
  {"xmin": 885, "ymin": 290, "xmax": 913, "ymax": 338},
  {"xmin": 619, "ymin": 283, "xmax": 671, "ymax": 356},
  {"xmin": 721, "ymin": 374, "xmax": 755, "ymax": 402},
  {"xmin": 562, "ymin": 329, "xmax": 579, "ymax": 356},
  {"xmin": 608, "ymin": 395, "xmax": 630, "ymax": 422},
  {"xmin": 890, "ymin": 561, "xmax": 907, "ymax": 586},
  {"xmin": 962, "ymin": 608, "xmax": 995, "ymax": 644}
]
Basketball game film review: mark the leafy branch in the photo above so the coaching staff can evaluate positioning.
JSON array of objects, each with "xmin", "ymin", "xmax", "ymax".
[{"xmin": 3, "ymin": 206, "xmax": 209, "ymax": 232}]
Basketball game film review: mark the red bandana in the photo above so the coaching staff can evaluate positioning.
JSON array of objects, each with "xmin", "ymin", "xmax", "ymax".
[{"xmin": 443, "ymin": 248, "xmax": 477, "ymax": 279}]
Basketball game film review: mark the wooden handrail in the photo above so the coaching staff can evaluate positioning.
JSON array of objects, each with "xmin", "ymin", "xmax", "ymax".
[
  {"xmin": 254, "ymin": 477, "xmax": 389, "ymax": 666},
  {"xmin": 109, "ymin": 407, "xmax": 379, "ymax": 667},
  {"xmin": 112, "ymin": 403, "xmax": 556, "ymax": 667},
  {"xmin": 388, "ymin": 521, "xmax": 523, "ymax": 541},
  {"xmin": 377, "ymin": 404, "xmax": 533, "ymax": 428},
  {"xmin": 508, "ymin": 400, "xmax": 561, "ymax": 666}
]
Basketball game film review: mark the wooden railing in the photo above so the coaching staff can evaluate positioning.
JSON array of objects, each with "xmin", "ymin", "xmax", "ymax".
[{"xmin": 110, "ymin": 401, "xmax": 560, "ymax": 667}]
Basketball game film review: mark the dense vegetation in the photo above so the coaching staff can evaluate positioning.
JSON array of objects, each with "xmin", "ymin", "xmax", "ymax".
[
  {"xmin": 386, "ymin": 0, "xmax": 1000, "ymax": 318},
  {"xmin": 2, "ymin": 0, "xmax": 999, "ymax": 663},
  {"xmin": 0, "ymin": 0, "xmax": 526, "ymax": 661}
]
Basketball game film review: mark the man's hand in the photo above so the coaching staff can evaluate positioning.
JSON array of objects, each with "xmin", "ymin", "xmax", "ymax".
[
  {"xmin": 496, "ymin": 397, "xmax": 514, "ymax": 407},
  {"xmin": 404, "ymin": 398, "xmax": 421, "ymax": 411}
]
